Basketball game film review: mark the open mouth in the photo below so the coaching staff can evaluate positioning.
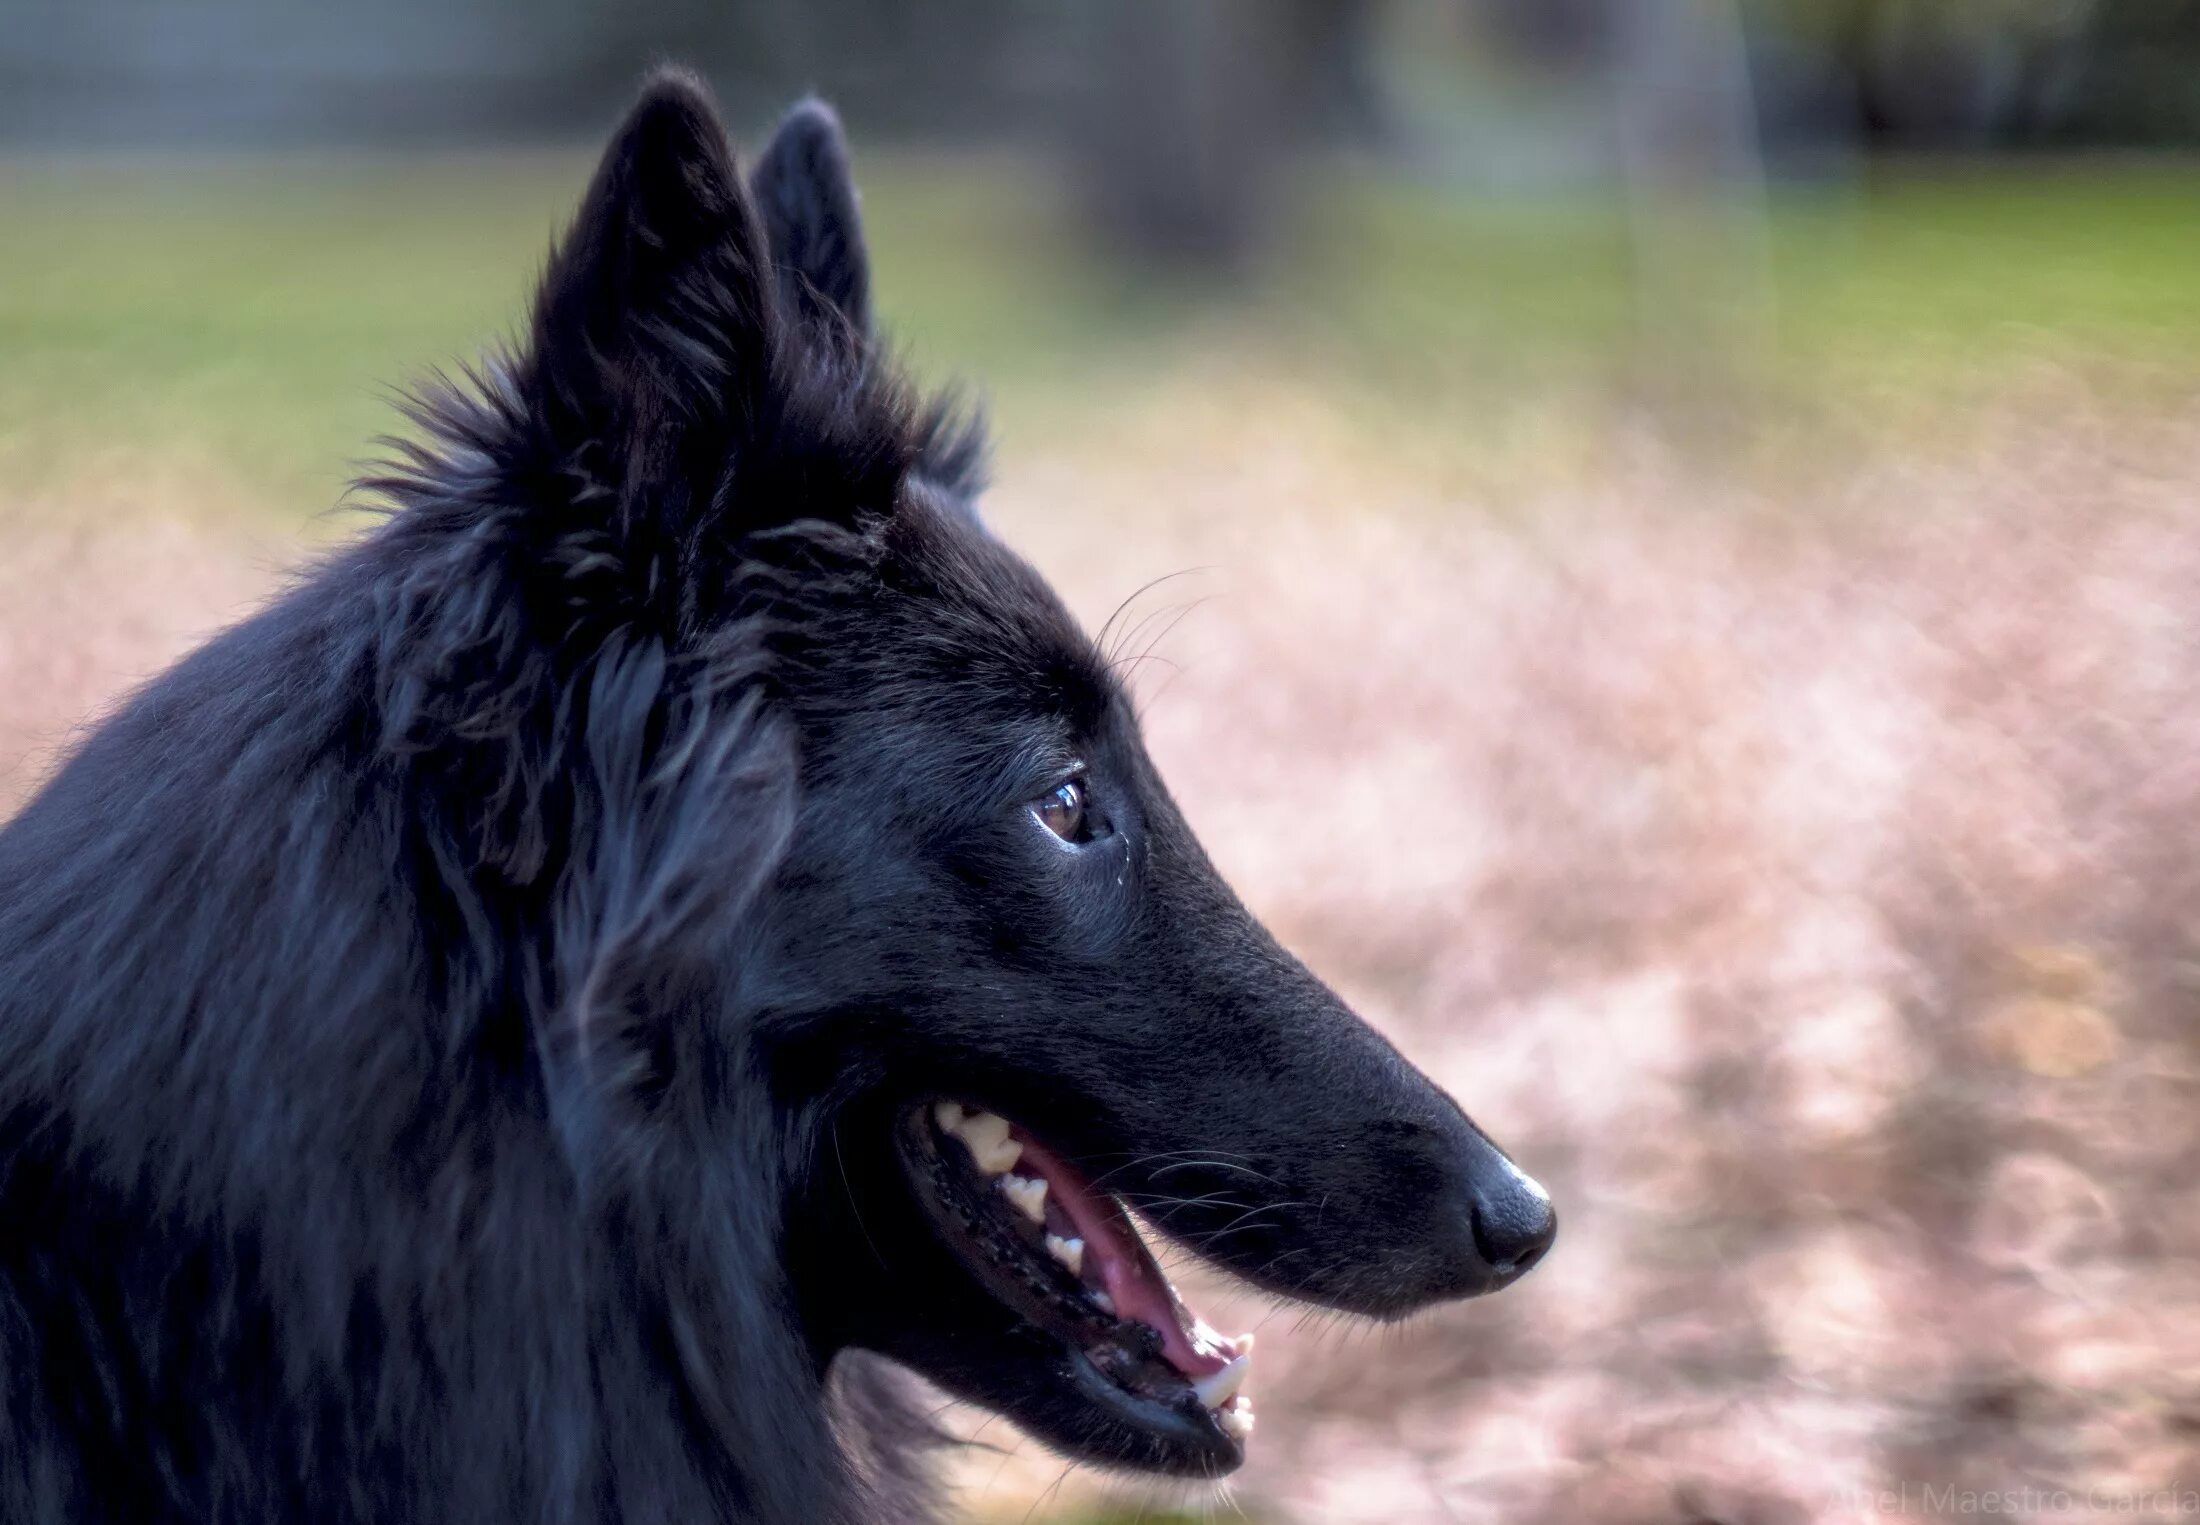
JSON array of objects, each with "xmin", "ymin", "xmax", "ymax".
[{"xmin": 900, "ymin": 1100, "xmax": 1256, "ymax": 1467}]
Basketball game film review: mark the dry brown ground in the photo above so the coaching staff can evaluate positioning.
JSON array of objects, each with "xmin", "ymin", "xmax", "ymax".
[{"xmin": 7, "ymin": 379, "xmax": 2200, "ymax": 1523}]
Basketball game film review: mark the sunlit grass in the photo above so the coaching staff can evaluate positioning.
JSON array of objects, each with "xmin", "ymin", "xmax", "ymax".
[{"xmin": 3, "ymin": 149, "xmax": 2198, "ymax": 516}]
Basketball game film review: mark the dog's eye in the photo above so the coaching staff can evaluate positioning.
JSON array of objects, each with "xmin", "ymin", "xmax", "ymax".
[{"xmin": 1033, "ymin": 778, "xmax": 1091, "ymax": 844}]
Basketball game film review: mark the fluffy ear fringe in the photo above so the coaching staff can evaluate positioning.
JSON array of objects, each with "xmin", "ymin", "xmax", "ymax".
[
  {"xmin": 366, "ymin": 523, "xmax": 805, "ymax": 1141},
  {"xmin": 542, "ymin": 637, "xmax": 799, "ymax": 1160}
]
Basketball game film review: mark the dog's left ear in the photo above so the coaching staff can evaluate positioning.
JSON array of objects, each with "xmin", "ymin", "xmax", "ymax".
[
  {"xmin": 752, "ymin": 97, "xmax": 872, "ymax": 345},
  {"xmin": 523, "ymin": 69, "xmax": 776, "ymax": 493}
]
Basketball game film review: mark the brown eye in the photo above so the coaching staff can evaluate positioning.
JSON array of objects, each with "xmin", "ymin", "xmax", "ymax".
[{"xmin": 1033, "ymin": 778, "xmax": 1088, "ymax": 843}]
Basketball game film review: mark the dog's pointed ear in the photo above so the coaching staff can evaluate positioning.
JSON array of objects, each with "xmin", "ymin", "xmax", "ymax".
[
  {"xmin": 752, "ymin": 97, "xmax": 873, "ymax": 344},
  {"xmin": 524, "ymin": 69, "xmax": 775, "ymax": 469}
]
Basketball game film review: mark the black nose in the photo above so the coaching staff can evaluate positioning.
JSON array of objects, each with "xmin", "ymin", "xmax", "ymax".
[{"xmin": 1468, "ymin": 1157, "xmax": 1556, "ymax": 1285}]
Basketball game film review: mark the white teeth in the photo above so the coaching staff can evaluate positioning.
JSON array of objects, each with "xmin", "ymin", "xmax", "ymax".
[
  {"xmin": 1189, "ymin": 1319, "xmax": 1256, "ymax": 1364},
  {"xmin": 1044, "ymin": 1234, "xmax": 1084, "ymax": 1276},
  {"xmin": 1190, "ymin": 1317, "xmax": 1246, "ymax": 1361},
  {"xmin": 933, "ymin": 1098, "xmax": 1255, "ymax": 1447},
  {"xmin": 939, "ymin": 1107, "xmax": 1023, "ymax": 1174},
  {"xmin": 1000, "ymin": 1173, "xmax": 1048, "ymax": 1222},
  {"xmin": 1191, "ymin": 1354, "xmax": 1251, "ymax": 1410}
]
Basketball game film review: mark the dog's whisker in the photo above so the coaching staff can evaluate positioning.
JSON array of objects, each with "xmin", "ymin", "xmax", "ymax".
[
  {"xmin": 1080, "ymin": 1149, "xmax": 1269, "ymax": 1192},
  {"xmin": 1093, "ymin": 566, "xmax": 1207, "ymax": 663},
  {"xmin": 1117, "ymin": 1190, "xmax": 1257, "ymax": 1215},
  {"xmin": 831, "ymin": 1118, "xmax": 890, "ymax": 1274},
  {"xmin": 1113, "ymin": 581, "xmax": 1207, "ymax": 656},
  {"xmin": 1146, "ymin": 1158, "xmax": 1281, "ymax": 1185},
  {"xmin": 1124, "ymin": 594, "xmax": 1215, "ymax": 675},
  {"xmin": 1018, "ymin": 1458, "xmax": 1080, "ymax": 1525}
]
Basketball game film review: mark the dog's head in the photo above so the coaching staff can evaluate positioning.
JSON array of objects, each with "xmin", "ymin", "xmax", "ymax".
[{"xmin": 386, "ymin": 72, "xmax": 1551, "ymax": 1481}]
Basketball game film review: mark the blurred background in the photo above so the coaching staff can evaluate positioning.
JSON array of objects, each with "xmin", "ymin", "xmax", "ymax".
[{"xmin": 7, "ymin": 3, "xmax": 2200, "ymax": 1521}]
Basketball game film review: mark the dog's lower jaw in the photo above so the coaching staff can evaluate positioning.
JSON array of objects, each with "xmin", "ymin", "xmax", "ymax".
[{"xmin": 894, "ymin": 1103, "xmax": 1255, "ymax": 1472}]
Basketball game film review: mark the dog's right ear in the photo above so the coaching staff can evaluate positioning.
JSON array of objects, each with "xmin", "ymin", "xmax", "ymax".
[
  {"xmin": 522, "ymin": 69, "xmax": 776, "ymax": 487},
  {"xmin": 752, "ymin": 97, "xmax": 873, "ymax": 345}
]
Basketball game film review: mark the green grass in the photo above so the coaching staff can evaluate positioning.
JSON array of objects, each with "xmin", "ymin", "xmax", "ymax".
[
  {"xmin": 1767, "ymin": 162, "xmax": 2200, "ymax": 378},
  {"xmin": 4, "ymin": 150, "xmax": 2199, "ymax": 515},
  {"xmin": 0, "ymin": 155, "xmax": 563, "ymax": 509}
]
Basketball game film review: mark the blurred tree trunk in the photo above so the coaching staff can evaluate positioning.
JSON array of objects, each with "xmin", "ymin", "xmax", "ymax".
[
  {"xmin": 1064, "ymin": 0, "xmax": 1386, "ymax": 276},
  {"xmin": 1818, "ymin": 0, "xmax": 2103, "ymax": 147},
  {"xmin": 1609, "ymin": 0, "xmax": 1772, "ymax": 420}
]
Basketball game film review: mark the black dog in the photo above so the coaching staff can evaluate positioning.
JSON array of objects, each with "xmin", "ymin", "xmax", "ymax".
[{"xmin": 0, "ymin": 71, "xmax": 1553, "ymax": 1524}]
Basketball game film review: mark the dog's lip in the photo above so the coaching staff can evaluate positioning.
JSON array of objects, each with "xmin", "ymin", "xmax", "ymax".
[
  {"xmin": 896, "ymin": 1102, "xmax": 1254, "ymax": 1464},
  {"xmin": 1062, "ymin": 1343, "xmax": 1242, "ymax": 1472},
  {"xmin": 1006, "ymin": 1128, "xmax": 1245, "ymax": 1380}
]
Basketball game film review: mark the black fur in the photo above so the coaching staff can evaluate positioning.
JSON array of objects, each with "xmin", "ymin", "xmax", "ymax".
[
  {"xmin": 753, "ymin": 97, "xmax": 874, "ymax": 340},
  {"xmin": 0, "ymin": 70, "xmax": 1552, "ymax": 1524}
]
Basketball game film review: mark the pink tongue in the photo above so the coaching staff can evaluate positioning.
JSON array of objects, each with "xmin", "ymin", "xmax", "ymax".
[{"xmin": 1008, "ymin": 1130, "xmax": 1232, "ymax": 1379}]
